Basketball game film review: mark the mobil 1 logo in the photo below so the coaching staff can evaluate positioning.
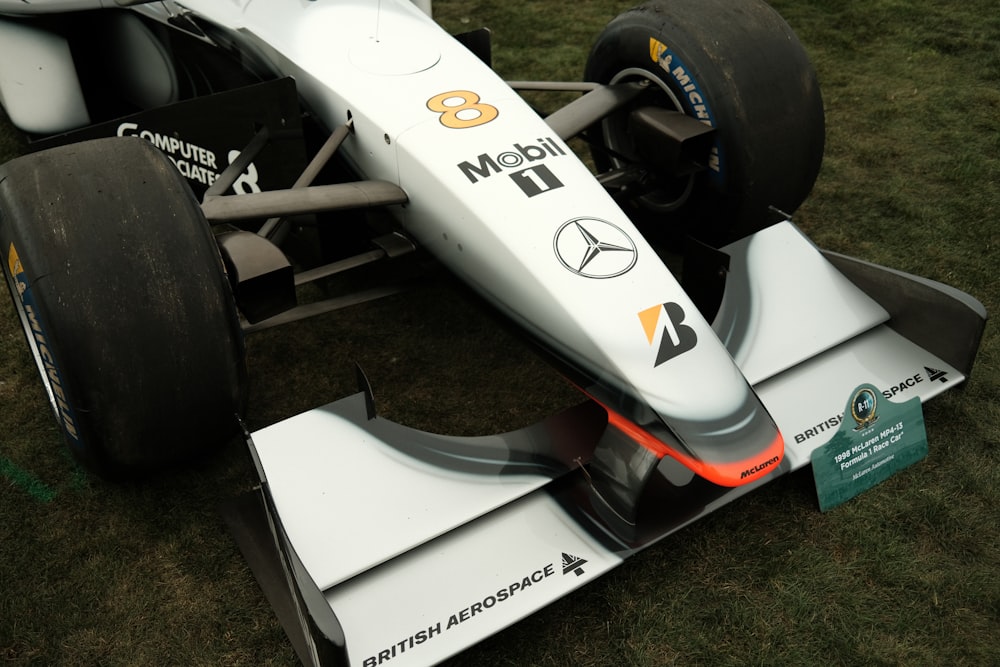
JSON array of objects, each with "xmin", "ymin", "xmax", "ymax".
[
  {"xmin": 457, "ymin": 137, "xmax": 566, "ymax": 197},
  {"xmin": 510, "ymin": 164, "xmax": 563, "ymax": 197}
]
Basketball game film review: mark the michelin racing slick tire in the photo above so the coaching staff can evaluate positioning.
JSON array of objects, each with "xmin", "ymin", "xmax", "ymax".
[
  {"xmin": 0, "ymin": 137, "xmax": 246, "ymax": 479},
  {"xmin": 585, "ymin": 0, "xmax": 825, "ymax": 244}
]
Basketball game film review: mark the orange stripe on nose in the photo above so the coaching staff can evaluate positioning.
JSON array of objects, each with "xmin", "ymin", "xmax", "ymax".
[{"xmin": 602, "ymin": 404, "xmax": 784, "ymax": 488}]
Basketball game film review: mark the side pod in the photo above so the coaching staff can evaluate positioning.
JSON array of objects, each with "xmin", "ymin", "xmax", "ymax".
[{"xmin": 0, "ymin": 19, "xmax": 90, "ymax": 134}]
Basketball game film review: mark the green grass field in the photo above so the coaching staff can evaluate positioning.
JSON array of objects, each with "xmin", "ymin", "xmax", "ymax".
[{"xmin": 2, "ymin": 1, "xmax": 998, "ymax": 665}]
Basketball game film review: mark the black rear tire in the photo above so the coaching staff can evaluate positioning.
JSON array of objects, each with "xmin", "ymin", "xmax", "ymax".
[
  {"xmin": 0, "ymin": 137, "xmax": 246, "ymax": 478},
  {"xmin": 585, "ymin": 0, "xmax": 825, "ymax": 244}
]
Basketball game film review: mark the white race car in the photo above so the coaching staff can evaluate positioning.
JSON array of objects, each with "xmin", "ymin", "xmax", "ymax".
[{"xmin": 0, "ymin": 1, "xmax": 985, "ymax": 665}]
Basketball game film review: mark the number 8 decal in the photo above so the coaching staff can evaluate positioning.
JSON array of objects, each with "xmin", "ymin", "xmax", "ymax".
[{"xmin": 427, "ymin": 90, "xmax": 499, "ymax": 129}]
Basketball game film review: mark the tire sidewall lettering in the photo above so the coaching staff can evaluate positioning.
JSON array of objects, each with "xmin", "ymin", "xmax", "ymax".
[
  {"xmin": 647, "ymin": 37, "xmax": 724, "ymax": 185},
  {"xmin": 4, "ymin": 242, "xmax": 83, "ymax": 447}
]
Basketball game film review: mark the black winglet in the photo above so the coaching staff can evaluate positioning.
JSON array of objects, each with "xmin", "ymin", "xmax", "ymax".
[{"xmin": 354, "ymin": 363, "xmax": 377, "ymax": 420}]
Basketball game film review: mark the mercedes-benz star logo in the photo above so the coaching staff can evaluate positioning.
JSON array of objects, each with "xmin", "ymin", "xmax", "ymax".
[{"xmin": 553, "ymin": 217, "xmax": 637, "ymax": 278}]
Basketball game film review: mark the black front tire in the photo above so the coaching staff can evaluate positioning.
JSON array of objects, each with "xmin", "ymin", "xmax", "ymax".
[
  {"xmin": 0, "ymin": 137, "xmax": 246, "ymax": 478},
  {"xmin": 585, "ymin": 0, "xmax": 825, "ymax": 244}
]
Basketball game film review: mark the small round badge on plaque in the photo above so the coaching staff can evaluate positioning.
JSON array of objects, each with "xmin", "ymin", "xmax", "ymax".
[{"xmin": 850, "ymin": 387, "xmax": 879, "ymax": 430}]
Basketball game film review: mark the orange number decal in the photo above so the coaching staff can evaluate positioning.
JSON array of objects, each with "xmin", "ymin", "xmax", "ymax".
[{"xmin": 427, "ymin": 90, "xmax": 498, "ymax": 129}]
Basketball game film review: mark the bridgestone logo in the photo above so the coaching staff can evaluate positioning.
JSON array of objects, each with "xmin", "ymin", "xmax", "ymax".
[{"xmin": 740, "ymin": 455, "xmax": 780, "ymax": 480}]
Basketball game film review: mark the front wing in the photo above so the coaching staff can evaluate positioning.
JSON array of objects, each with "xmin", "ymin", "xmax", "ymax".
[{"xmin": 225, "ymin": 223, "xmax": 985, "ymax": 667}]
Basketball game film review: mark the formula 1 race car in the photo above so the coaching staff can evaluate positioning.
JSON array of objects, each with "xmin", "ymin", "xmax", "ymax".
[{"xmin": 0, "ymin": 1, "xmax": 986, "ymax": 665}]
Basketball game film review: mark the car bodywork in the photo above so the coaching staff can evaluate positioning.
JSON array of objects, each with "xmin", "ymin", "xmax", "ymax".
[{"xmin": 0, "ymin": 1, "xmax": 986, "ymax": 665}]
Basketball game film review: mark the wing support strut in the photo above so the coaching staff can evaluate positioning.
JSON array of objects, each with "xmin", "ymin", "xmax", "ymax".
[{"xmin": 201, "ymin": 117, "xmax": 416, "ymax": 331}]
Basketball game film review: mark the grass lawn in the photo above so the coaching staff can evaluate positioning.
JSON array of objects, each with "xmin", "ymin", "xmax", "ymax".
[{"xmin": 1, "ymin": 1, "xmax": 998, "ymax": 665}]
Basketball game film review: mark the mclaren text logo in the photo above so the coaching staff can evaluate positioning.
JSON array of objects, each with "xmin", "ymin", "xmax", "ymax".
[
  {"xmin": 740, "ymin": 455, "xmax": 780, "ymax": 480},
  {"xmin": 638, "ymin": 302, "xmax": 698, "ymax": 366},
  {"xmin": 553, "ymin": 218, "xmax": 637, "ymax": 278}
]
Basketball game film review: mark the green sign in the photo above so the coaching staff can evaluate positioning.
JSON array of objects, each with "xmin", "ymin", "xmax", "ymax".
[{"xmin": 811, "ymin": 383, "xmax": 927, "ymax": 512}]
